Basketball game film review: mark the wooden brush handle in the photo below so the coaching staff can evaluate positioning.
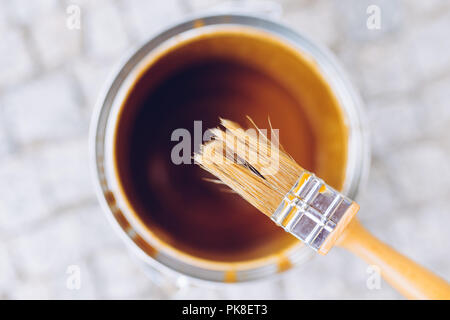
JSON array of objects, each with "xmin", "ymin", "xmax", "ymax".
[{"xmin": 337, "ymin": 219, "xmax": 450, "ymax": 299}]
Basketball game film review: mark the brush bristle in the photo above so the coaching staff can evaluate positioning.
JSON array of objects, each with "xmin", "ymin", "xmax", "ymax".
[{"xmin": 194, "ymin": 118, "xmax": 305, "ymax": 216}]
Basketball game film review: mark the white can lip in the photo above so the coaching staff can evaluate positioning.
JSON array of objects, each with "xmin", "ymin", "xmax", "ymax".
[{"xmin": 89, "ymin": 13, "xmax": 370, "ymax": 285}]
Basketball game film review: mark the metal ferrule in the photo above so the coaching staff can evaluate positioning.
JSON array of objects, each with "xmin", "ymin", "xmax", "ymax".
[{"xmin": 271, "ymin": 172, "xmax": 353, "ymax": 252}]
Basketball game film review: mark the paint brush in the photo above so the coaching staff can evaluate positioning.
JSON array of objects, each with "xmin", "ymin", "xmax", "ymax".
[{"xmin": 194, "ymin": 118, "xmax": 450, "ymax": 299}]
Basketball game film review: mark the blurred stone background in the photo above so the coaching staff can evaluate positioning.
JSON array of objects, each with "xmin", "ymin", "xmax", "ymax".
[{"xmin": 0, "ymin": 0, "xmax": 449, "ymax": 299}]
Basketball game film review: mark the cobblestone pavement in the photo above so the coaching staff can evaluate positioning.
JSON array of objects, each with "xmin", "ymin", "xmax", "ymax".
[{"xmin": 0, "ymin": 0, "xmax": 449, "ymax": 299}]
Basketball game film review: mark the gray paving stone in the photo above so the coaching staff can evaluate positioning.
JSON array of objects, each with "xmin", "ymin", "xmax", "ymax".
[
  {"xmin": 71, "ymin": 58, "xmax": 115, "ymax": 115},
  {"xmin": 75, "ymin": 203, "xmax": 123, "ymax": 254},
  {"xmin": 119, "ymin": 0, "xmax": 184, "ymax": 43},
  {"xmin": 283, "ymin": 0, "xmax": 339, "ymax": 48},
  {"xmin": 0, "ymin": 27, "xmax": 35, "ymax": 88},
  {"xmin": 89, "ymin": 247, "xmax": 160, "ymax": 299},
  {"xmin": 354, "ymin": 39, "xmax": 417, "ymax": 97},
  {"xmin": 220, "ymin": 279, "xmax": 283, "ymax": 299},
  {"xmin": 336, "ymin": 0, "xmax": 403, "ymax": 41},
  {"xmin": 402, "ymin": 0, "xmax": 450, "ymax": 18},
  {"xmin": 8, "ymin": 279, "xmax": 52, "ymax": 299},
  {"xmin": 366, "ymin": 95, "xmax": 422, "ymax": 156},
  {"xmin": 0, "ymin": 244, "xmax": 19, "ymax": 298},
  {"xmin": 7, "ymin": 202, "xmax": 119, "ymax": 297},
  {"xmin": 186, "ymin": 0, "xmax": 283, "ymax": 19},
  {"xmin": 383, "ymin": 142, "xmax": 450, "ymax": 206},
  {"xmin": 0, "ymin": 131, "xmax": 9, "ymax": 158},
  {"xmin": 277, "ymin": 0, "xmax": 310, "ymax": 11},
  {"xmin": 0, "ymin": 114, "xmax": 13, "ymax": 158},
  {"xmin": 2, "ymin": 71, "xmax": 86, "ymax": 146},
  {"xmin": 0, "ymin": 1, "xmax": 9, "ymax": 30},
  {"xmin": 281, "ymin": 248, "xmax": 401, "ymax": 299},
  {"xmin": 4, "ymin": 0, "xmax": 59, "ymax": 26},
  {"xmin": 9, "ymin": 260, "xmax": 97, "ymax": 299},
  {"xmin": 10, "ymin": 211, "xmax": 86, "ymax": 278},
  {"xmin": 337, "ymin": 3, "xmax": 450, "ymax": 98},
  {"xmin": 416, "ymin": 75, "xmax": 450, "ymax": 139},
  {"xmin": 32, "ymin": 138, "xmax": 94, "ymax": 210},
  {"xmin": 172, "ymin": 285, "xmax": 222, "ymax": 300},
  {"xmin": 357, "ymin": 160, "xmax": 398, "ymax": 224},
  {"xmin": 391, "ymin": 201, "xmax": 450, "ymax": 280},
  {"xmin": 347, "ymin": 9, "xmax": 450, "ymax": 98},
  {"xmin": 366, "ymin": 198, "xmax": 450, "ymax": 284},
  {"xmin": 0, "ymin": 153, "xmax": 49, "ymax": 233},
  {"xmin": 183, "ymin": 0, "xmax": 227, "ymax": 13},
  {"xmin": 403, "ymin": 12, "xmax": 450, "ymax": 80},
  {"xmin": 30, "ymin": 11, "xmax": 82, "ymax": 69},
  {"xmin": 48, "ymin": 260, "xmax": 98, "ymax": 299},
  {"xmin": 83, "ymin": 0, "xmax": 130, "ymax": 61}
]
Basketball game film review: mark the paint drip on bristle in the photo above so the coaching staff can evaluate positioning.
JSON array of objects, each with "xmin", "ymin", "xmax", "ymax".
[{"xmin": 194, "ymin": 118, "xmax": 306, "ymax": 216}]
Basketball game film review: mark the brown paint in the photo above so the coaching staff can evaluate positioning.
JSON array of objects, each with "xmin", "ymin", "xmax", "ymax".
[
  {"xmin": 134, "ymin": 234, "xmax": 158, "ymax": 257},
  {"xmin": 112, "ymin": 27, "xmax": 348, "ymax": 270},
  {"xmin": 114, "ymin": 208, "xmax": 132, "ymax": 231},
  {"xmin": 224, "ymin": 270, "xmax": 237, "ymax": 283},
  {"xmin": 277, "ymin": 254, "xmax": 292, "ymax": 272},
  {"xmin": 104, "ymin": 190, "xmax": 116, "ymax": 206}
]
